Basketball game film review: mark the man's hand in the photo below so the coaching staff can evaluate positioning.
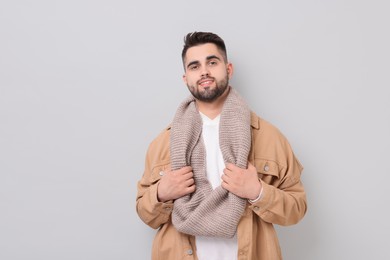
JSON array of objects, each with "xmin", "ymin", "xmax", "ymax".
[
  {"xmin": 221, "ymin": 162, "xmax": 262, "ymax": 200},
  {"xmin": 157, "ymin": 166, "xmax": 195, "ymax": 202}
]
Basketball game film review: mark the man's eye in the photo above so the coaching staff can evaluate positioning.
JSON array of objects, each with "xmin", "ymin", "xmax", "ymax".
[
  {"xmin": 189, "ymin": 65, "xmax": 198, "ymax": 70},
  {"xmin": 209, "ymin": 61, "xmax": 217, "ymax": 66}
]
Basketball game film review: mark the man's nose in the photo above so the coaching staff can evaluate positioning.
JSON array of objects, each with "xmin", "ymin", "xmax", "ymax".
[{"xmin": 200, "ymin": 65, "xmax": 210, "ymax": 77}]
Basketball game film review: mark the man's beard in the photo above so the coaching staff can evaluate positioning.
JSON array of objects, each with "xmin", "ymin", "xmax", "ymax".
[{"xmin": 187, "ymin": 74, "xmax": 229, "ymax": 102}]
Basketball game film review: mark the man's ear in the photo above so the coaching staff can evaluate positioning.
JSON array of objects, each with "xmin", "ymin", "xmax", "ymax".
[
  {"xmin": 227, "ymin": 63, "xmax": 234, "ymax": 79},
  {"xmin": 182, "ymin": 74, "xmax": 187, "ymax": 84}
]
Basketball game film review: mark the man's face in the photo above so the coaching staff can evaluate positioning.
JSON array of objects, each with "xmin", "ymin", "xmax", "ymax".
[{"xmin": 183, "ymin": 43, "xmax": 233, "ymax": 103}]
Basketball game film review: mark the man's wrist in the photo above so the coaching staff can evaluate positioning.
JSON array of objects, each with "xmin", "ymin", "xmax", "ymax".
[
  {"xmin": 156, "ymin": 183, "xmax": 166, "ymax": 202},
  {"xmin": 248, "ymin": 185, "xmax": 263, "ymax": 204}
]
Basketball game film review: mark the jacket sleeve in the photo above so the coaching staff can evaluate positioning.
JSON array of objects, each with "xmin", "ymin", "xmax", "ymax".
[
  {"xmin": 248, "ymin": 121, "xmax": 307, "ymax": 226},
  {"xmin": 136, "ymin": 139, "xmax": 173, "ymax": 229}
]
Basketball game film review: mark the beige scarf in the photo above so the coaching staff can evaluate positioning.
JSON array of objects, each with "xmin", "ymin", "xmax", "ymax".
[{"xmin": 170, "ymin": 87, "xmax": 251, "ymax": 238}]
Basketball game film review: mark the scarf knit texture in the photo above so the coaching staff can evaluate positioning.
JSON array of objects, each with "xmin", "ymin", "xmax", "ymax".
[{"xmin": 170, "ymin": 87, "xmax": 251, "ymax": 238}]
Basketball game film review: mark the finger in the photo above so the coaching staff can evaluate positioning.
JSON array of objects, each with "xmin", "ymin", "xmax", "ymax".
[
  {"xmin": 173, "ymin": 166, "xmax": 192, "ymax": 174},
  {"xmin": 221, "ymin": 173, "xmax": 230, "ymax": 183},
  {"xmin": 224, "ymin": 168, "xmax": 237, "ymax": 178},
  {"xmin": 184, "ymin": 178, "xmax": 195, "ymax": 187},
  {"xmin": 182, "ymin": 171, "xmax": 194, "ymax": 179},
  {"xmin": 221, "ymin": 181, "xmax": 230, "ymax": 191},
  {"xmin": 186, "ymin": 185, "xmax": 196, "ymax": 194},
  {"xmin": 181, "ymin": 185, "xmax": 196, "ymax": 196},
  {"xmin": 247, "ymin": 162, "xmax": 256, "ymax": 171},
  {"xmin": 177, "ymin": 166, "xmax": 193, "ymax": 174},
  {"xmin": 171, "ymin": 166, "xmax": 190, "ymax": 176},
  {"xmin": 226, "ymin": 163, "xmax": 242, "ymax": 172},
  {"xmin": 225, "ymin": 163, "xmax": 235, "ymax": 170},
  {"xmin": 223, "ymin": 168, "xmax": 231, "ymax": 176}
]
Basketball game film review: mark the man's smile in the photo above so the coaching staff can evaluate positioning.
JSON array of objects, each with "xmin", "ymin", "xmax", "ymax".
[{"xmin": 198, "ymin": 78, "xmax": 214, "ymax": 87}]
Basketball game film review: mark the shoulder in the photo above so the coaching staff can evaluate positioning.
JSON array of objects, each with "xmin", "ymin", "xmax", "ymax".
[
  {"xmin": 149, "ymin": 124, "xmax": 171, "ymax": 147},
  {"xmin": 250, "ymin": 111, "xmax": 286, "ymax": 142},
  {"xmin": 146, "ymin": 124, "xmax": 171, "ymax": 164},
  {"xmin": 250, "ymin": 111, "xmax": 297, "ymax": 168}
]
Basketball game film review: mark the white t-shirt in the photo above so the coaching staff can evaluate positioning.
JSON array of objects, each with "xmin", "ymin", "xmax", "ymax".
[{"xmin": 196, "ymin": 112, "xmax": 238, "ymax": 260}]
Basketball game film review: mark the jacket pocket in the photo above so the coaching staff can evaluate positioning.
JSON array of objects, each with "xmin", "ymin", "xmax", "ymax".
[
  {"xmin": 254, "ymin": 158, "xmax": 280, "ymax": 185},
  {"xmin": 149, "ymin": 160, "xmax": 171, "ymax": 184}
]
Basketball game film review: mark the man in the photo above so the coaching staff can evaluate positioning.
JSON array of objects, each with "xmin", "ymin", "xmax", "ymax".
[{"xmin": 136, "ymin": 32, "xmax": 307, "ymax": 260}]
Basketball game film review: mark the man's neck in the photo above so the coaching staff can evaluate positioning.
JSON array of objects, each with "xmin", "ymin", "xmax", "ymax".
[{"xmin": 196, "ymin": 87, "xmax": 230, "ymax": 119}]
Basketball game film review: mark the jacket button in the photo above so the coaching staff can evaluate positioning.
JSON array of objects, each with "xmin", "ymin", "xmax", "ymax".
[
  {"xmin": 159, "ymin": 171, "xmax": 164, "ymax": 176},
  {"xmin": 264, "ymin": 165, "xmax": 269, "ymax": 172},
  {"xmin": 186, "ymin": 249, "xmax": 193, "ymax": 255},
  {"xmin": 254, "ymin": 206, "xmax": 259, "ymax": 211}
]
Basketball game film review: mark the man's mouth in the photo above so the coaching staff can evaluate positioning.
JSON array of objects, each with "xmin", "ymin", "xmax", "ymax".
[{"xmin": 198, "ymin": 78, "xmax": 214, "ymax": 87}]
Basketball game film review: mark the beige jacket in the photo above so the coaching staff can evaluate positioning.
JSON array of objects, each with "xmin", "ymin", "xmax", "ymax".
[{"xmin": 136, "ymin": 112, "xmax": 307, "ymax": 260}]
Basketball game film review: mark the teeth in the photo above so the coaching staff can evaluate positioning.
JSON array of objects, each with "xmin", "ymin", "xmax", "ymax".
[{"xmin": 200, "ymin": 80, "xmax": 212, "ymax": 86}]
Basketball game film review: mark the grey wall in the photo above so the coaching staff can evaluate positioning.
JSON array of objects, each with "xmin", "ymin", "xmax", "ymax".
[{"xmin": 1, "ymin": 1, "xmax": 389, "ymax": 259}]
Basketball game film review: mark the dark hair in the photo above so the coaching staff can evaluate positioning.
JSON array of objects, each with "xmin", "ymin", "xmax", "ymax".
[{"xmin": 181, "ymin": 32, "xmax": 227, "ymax": 63}]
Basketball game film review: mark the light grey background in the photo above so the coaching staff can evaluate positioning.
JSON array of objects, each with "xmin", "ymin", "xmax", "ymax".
[{"xmin": 1, "ymin": 0, "xmax": 389, "ymax": 259}]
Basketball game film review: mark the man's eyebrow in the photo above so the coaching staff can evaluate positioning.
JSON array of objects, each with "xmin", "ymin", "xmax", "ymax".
[
  {"xmin": 206, "ymin": 55, "xmax": 221, "ymax": 61},
  {"xmin": 186, "ymin": 60, "xmax": 199, "ymax": 69},
  {"xmin": 186, "ymin": 55, "xmax": 221, "ymax": 69}
]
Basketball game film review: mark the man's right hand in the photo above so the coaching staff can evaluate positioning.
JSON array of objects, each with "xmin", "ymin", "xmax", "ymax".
[{"xmin": 157, "ymin": 166, "xmax": 195, "ymax": 203}]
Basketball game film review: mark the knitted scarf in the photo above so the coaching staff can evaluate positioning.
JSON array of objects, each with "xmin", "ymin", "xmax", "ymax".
[{"xmin": 170, "ymin": 87, "xmax": 251, "ymax": 238}]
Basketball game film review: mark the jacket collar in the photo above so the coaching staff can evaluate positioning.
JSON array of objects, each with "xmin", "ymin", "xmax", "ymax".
[{"xmin": 250, "ymin": 112, "xmax": 260, "ymax": 130}]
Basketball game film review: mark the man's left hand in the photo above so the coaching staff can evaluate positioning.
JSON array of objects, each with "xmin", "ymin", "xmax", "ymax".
[{"xmin": 221, "ymin": 162, "xmax": 262, "ymax": 200}]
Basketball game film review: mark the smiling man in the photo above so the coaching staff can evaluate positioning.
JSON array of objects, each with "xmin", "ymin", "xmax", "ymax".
[
  {"xmin": 184, "ymin": 43, "xmax": 231, "ymax": 105},
  {"xmin": 136, "ymin": 32, "xmax": 307, "ymax": 260}
]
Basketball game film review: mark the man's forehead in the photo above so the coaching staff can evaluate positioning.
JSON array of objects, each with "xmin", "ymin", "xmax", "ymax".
[{"xmin": 184, "ymin": 43, "xmax": 224, "ymax": 62}]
